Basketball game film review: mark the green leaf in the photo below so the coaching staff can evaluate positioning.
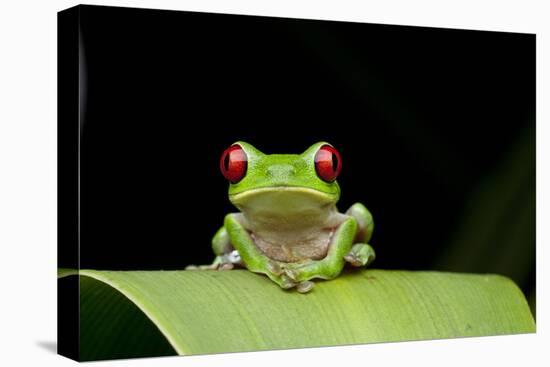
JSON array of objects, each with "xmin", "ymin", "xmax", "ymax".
[{"xmin": 58, "ymin": 269, "xmax": 535, "ymax": 360}]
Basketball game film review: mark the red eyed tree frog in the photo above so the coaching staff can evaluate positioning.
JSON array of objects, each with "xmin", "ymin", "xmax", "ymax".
[{"xmin": 188, "ymin": 142, "xmax": 375, "ymax": 293}]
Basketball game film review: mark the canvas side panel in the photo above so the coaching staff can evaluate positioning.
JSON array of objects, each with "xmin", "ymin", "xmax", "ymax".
[{"xmin": 57, "ymin": 5, "xmax": 80, "ymax": 362}]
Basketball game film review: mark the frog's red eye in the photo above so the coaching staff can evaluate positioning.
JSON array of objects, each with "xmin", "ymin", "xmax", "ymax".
[
  {"xmin": 220, "ymin": 144, "xmax": 248, "ymax": 183},
  {"xmin": 314, "ymin": 144, "xmax": 342, "ymax": 182}
]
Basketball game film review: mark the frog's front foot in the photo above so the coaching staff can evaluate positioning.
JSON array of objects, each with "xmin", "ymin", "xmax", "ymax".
[
  {"xmin": 216, "ymin": 250, "xmax": 243, "ymax": 270},
  {"xmin": 344, "ymin": 243, "xmax": 376, "ymax": 267},
  {"xmin": 265, "ymin": 260, "xmax": 297, "ymax": 289},
  {"xmin": 264, "ymin": 260, "xmax": 315, "ymax": 293},
  {"xmin": 277, "ymin": 274, "xmax": 315, "ymax": 293}
]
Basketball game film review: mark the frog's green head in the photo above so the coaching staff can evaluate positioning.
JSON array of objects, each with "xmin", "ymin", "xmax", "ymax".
[{"xmin": 220, "ymin": 141, "xmax": 342, "ymax": 213}]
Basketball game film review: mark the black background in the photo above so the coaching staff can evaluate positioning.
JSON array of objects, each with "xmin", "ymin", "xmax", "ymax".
[{"xmin": 67, "ymin": 5, "xmax": 535, "ymax": 304}]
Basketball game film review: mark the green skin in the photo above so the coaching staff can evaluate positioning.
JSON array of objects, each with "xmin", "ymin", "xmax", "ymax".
[{"xmin": 189, "ymin": 142, "xmax": 375, "ymax": 293}]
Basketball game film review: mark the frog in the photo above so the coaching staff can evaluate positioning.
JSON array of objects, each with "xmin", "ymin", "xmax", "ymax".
[{"xmin": 187, "ymin": 142, "xmax": 375, "ymax": 293}]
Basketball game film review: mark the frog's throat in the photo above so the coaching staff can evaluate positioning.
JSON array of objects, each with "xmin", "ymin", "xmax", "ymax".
[{"xmin": 229, "ymin": 186, "xmax": 338, "ymax": 208}]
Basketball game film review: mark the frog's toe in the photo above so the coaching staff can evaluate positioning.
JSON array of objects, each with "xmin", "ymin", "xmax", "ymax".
[
  {"xmin": 186, "ymin": 263, "xmax": 219, "ymax": 270},
  {"xmin": 345, "ymin": 243, "xmax": 376, "ymax": 267},
  {"xmin": 344, "ymin": 253, "xmax": 363, "ymax": 267},
  {"xmin": 267, "ymin": 260, "xmax": 283, "ymax": 276},
  {"xmin": 280, "ymin": 274, "xmax": 296, "ymax": 289},
  {"xmin": 219, "ymin": 262, "xmax": 234, "ymax": 270},
  {"xmin": 283, "ymin": 268, "xmax": 299, "ymax": 282},
  {"xmin": 296, "ymin": 280, "xmax": 315, "ymax": 293}
]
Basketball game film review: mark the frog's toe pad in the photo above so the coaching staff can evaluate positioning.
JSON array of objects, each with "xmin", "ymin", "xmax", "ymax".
[
  {"xmin": 296, "ymin": 281, "xmax": 315, "ymax": 293},
  {"xmin": 280, "ymin": 274, "xmax": 297, "ymax": 289},
  {"xmin": 344, "ymin": 253, "xmax": 364, "ymax": 267},
  {"xmin": 345, "ymin": 243, "xmax": 375, "ymax": 267},
  {"xmin": 219, "ymin": 262, "xmax": 234, "ymax": 270},
  {"xmin": 267, "ymin": 261, "xmax": 283, "ymax": 276}
]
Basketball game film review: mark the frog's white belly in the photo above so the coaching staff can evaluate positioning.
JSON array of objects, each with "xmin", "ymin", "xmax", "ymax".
[
  {"xmin": 250, "ymin": 227, "xmax": 335, "ymax": 262},
  {"xmin": 236, "ymin": 207, "xmax": 348, "ymax": 263}
]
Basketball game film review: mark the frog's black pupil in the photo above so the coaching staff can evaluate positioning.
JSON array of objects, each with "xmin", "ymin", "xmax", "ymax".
[
  {"xmin": 224, "ymin": 153, "xmax": 230, "ymax": 171},
  {"xmin": 332, "ymin": 153, "xmax": 338, "ymax": 172}
]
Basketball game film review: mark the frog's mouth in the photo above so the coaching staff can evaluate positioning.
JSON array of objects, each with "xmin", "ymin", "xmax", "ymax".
[{"xmin": 229, "ymin": 186, "xmax": 337, "ymax": 215}]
